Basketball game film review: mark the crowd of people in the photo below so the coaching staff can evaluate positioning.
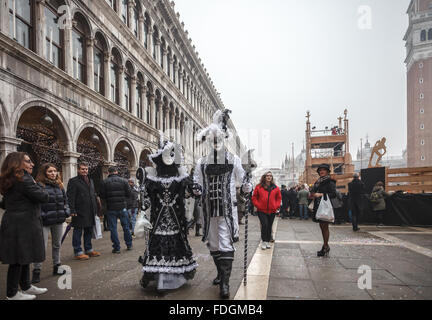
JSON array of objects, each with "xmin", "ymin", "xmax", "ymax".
[
  {"xmin": 0, "ymin": 152, "xmax": 145, "ymax": 300},
  {"xmin": 0, "ymin": 148, "xmax": 391, "ymax": 300}
]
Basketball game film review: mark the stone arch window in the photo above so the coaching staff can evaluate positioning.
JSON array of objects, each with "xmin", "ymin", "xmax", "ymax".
[
  {"xmin": 178, "ymin": 64, "xmax": 182, "ymax": 90},
  {"xmin": 94, "ymin": 32, "xmax": 108, "ymax": 96},
  {"xmin": 160, "ymin": 37, "xmax": 166, "ymax": 69},
  {"xmin": 133, "ymin": 1, "xmax": 140, "ymax": 38},
  {"xmin": 106, "ymin": 0, "xmax": 117, "ymax": 11},
  {"xmin": 153, "ymin": 26, "xmax": 159, "ymax": 60},
  {"xmin": 167, "ymin": 47, "xmax": 172, "ymax": 78},
  {"xmin": 421, "ymin": 30, "xmax": 427, "ymax": 41},
  {"xmin": 136, "ymin": 72, "xmax": 144, "ymax": 120},
  {"xmin": 146, "ymin": 81, "xmax": 153, "ymax": 125},
  {"xmin": 173, "ymin": 55, "xmax": 177, "ymax": 84},
  {"xmin": 121, "ymin": 0, "xmax": 128, "ymax": 25},
  {"xmin": 124, "ymin": 61, "xmax": 134, "ymax": 113},
  {"xmin": 155, "ymin": 90, "xmax": 162, "ymax": 130},
  {"xmin": 429, "ymin": 29, "xmax": 432, "ymax": 40},
  {"xmin": 72, "ymin": 12, "xmax": 90, "ymax": 84},
  {"xmin": 9, "ymin": 0, "xmax": 35, "ymax": 50},
  {"xmin": 44, "ymin": 0, "xmax": 65, "ymax": 69},
  {"xmin": 144, "ymin": 13, "xmax": 150, "ymax": 49},
  {"xmin": 110, "ymin": 48, "xmax": 122, "ymax": 105}
]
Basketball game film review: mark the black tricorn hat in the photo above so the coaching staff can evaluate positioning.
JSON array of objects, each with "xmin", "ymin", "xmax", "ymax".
[{"xmin": 316, "ymin": 164, "xmax": 330, "ymax": 173}]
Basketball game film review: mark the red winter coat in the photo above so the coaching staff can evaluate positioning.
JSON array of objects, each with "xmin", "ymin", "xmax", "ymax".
[{"xmin": 252, "ymin": 184, "xmax": 282, "ymax": 214}]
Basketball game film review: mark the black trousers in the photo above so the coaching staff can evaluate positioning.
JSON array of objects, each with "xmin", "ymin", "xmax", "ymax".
[
  {"xmin": 375, "ymin": 210, "xmax": 386, "ymax": 225},
  {"xmin": 257, "ymin": 212, "xmax": 276, "ymax": 242},
  {"xmin": 7, "ymin": 264, "xmax": 32, "ymax": 297},
  {"xmin": 350, "ymin": 200, "xmax": 363, "ymax": 230}
]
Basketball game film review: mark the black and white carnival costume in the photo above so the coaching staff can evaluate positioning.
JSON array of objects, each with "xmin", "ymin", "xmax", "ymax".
[
  {"xmin": 193, "ymin": 110, "xmax": 252, "ymax": 299},
  {"xmin": 139, "ymin": 139, "xmax": 198, "ymax": 291}
]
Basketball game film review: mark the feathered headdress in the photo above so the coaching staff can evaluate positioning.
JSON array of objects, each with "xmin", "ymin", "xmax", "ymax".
[
  {"xmin": 197, "ymin": 109, "xmax": 232, "ymax": 142},
  {"xmin": 148, "ymin": 131, "xmax": 183, "ymax": 168}
]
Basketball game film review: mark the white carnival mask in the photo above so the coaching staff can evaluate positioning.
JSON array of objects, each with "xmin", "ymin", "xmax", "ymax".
[{"xmin": 161, "ymin": 142, "xmax": 176, "ymax": 166}]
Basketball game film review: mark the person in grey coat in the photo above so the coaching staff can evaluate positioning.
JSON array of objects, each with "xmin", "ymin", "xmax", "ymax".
[
  {"xmin": 0, "ymin": 152, "xmax": 49, "ymax": 300},
  {"xmin": 370, "ymin": 181, "xmax": 390, "ymax": 226}
]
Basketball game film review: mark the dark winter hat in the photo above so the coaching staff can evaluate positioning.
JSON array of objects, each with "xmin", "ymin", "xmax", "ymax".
[{"xmin": 316, "ymin": 164, "xmax": 330, "ymax": 173}]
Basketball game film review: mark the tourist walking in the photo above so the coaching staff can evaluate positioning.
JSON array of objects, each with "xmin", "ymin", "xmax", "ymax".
[
  {"xmin": 297, "ymin": 185, "xmax": 310, "ymax": 220},
  {"xmin": 99, "ymin": 167, "xmax": 133, "ymax": 253},
  {"xmin": 311, "ymin": 164, "xmax": 337, "ymax": 257},
  {"xmin": 370, "ymin": 181, "xmax": 389, "ymax": 226},
  {"xmin": 126, "ymin": 178, "xmax": 140, "ymax": 238},
  {"xmin": 348, "ymin": 173, "xmax": 366, "ymax": 232},
  {"xmin": 252, "ymin": 171, "xmax": 282, "ymax": 250},
  {"xmin": 32, "ymin": 163, "xmax": 70, "ymax": 284},
  {"xmin": 67, "ymin": 162, "xmax": 101, "ymax": 260},
  {"xmin": 0, "ymin": 152, "xmax": 49, "ymax": 300}
]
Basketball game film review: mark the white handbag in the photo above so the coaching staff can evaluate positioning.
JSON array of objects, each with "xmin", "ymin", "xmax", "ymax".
[
  {"xmin": 92, "ymin": 215, "xmax": 103, "ymax": 240},
  {"xmin": 134, "ymin": 210, "xmax": 153, "ymax": 239},
  {"xmin": 315, "ymin": 194, "xmax": 335, "ymax": 223}
]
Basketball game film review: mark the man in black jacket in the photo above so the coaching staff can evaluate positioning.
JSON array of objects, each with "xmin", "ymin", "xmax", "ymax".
[
  {"xmin": 287, "ymin": 186, "xmax": 298, "ymax": 219},
  {"xmin": 99, "ymin": 167, "xmax": 133, "ymax": 253},
  {"xmin": 280, "ymin": 185, "xmax": 290, "ymax": 219},
  {"xmin": 348, "ymin": 173, "xmax": 366, "ymax": 232},
  {"xmin": 67, "ymin": 162, "xmax": 101, "ymax": 260}
]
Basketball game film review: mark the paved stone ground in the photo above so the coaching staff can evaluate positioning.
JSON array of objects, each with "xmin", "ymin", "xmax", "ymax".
[
  {"xmin": 0, "ymin": 216, "xmax": 262, "ymax": 300},
  {"xmin": 267, "ymin": 219, "xmax": 432, "ymax": 300},
  {"xmin": 1, "ymin": 216, "xmax": 432, "ymax": 300}
]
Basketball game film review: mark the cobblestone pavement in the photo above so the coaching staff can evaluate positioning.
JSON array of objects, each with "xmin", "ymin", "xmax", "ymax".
[{"xmin": 1, "ymin": 216, "xmax": 431, "ymax": 300}]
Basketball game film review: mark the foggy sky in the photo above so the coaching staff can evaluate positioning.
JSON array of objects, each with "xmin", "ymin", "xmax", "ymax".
[{"xmin": 173, "ymin": 0, "xmax": 409, "ymax": 167}]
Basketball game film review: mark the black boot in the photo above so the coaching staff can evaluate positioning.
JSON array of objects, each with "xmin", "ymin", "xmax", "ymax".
[
  {"xmin": 195, "ymin": 224, "xmax": 203, "ymax": 237},
  {"xmin": 32, "ymin": 269, "xmax": 41, "ymax": 284},
  {"xmin": 211, "ymin": 251, "xmax": 221, "ymax": 285},
  {"xmin": 53, "ymin": 264, "xmax": 66, "ymax": 276},
  {"xmin": 218, "ymin": 252, "xmax": 234, "ymax": 300}
]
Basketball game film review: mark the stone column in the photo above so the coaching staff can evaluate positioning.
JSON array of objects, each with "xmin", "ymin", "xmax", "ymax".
[
  {"xmin": 0, "ymin": 0, "xmax": 9, "ymax": 35},
  {"xmin": 173, "ymin": 63, "xmax": 178, "ymax": 87},
  {"xmin": 0, "ymin": 137, "xmax": 23, "ymax": 164},
  {"xmin": 138, "ymin": 16, "xmax": 144, "ymax": 44},
  {"xmin": 141, "ymin": 85, "xmax": 147, "ymax": 121},
  {"xmin": 118, "ymin": 66, "xmax": 125, "ymax": 108},
  {"xmin": 62, "ymin": 151, "xmax": 81, "ymax": 187},
  {"xmin": 64, "ymin": 22, "xmax": 74, "ymax": 77},
  {"xmin": 148, "ymin": 94, "xmax": 155, "ymax": 127},
  {"xmin": 161, "ymin": 46, "xmax": 167, "ymax": 72},
  {"xmin": 104, "ymin": 52, "xmax": 111, "ymax": 100},
  {"xmin": 128, "ymin": 0, "xmax": 135, "ymax": 30},
  {"xmin": 35, "ymin": 0, "xmax": 46, "ymax": 58},
  {"xmin": 86, "ymin": 37, "xmax": 95, "ymax": 90},
  {"xmin": 180, "ymin": 119, "xmax": 185, "ymax": 149},
  {"xmin": 130, "ymin": 75, "xmax": 137, "ymax": 116},
  {"xmin": 157, "ymin": 101, "xmax": 163, "ymax": 131},
  {"xmin": 175, "ymin": 115, "xmax": 179, "ymax": 143},
  {"xmin": 147, "ymin": 26, "xmax": 153, "ymax": 55},
  {"xmin": 154, "ymin": 38, "xmax": 161, "ymax": 65}
]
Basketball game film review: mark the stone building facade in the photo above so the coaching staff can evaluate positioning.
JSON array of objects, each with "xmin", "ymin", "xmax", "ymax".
[
  {"xmin": 0, "ymin": 0, "xmax": 243, "ymax": 189},
  {"xmin": 405, "ymin": 0, "xmax": 432, "ymax": 167}
]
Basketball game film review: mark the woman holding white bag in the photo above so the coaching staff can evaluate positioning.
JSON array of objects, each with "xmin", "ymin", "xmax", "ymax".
[{"xmin": 311, "ymin": 164, "xmax": 337, "ymax": 257}]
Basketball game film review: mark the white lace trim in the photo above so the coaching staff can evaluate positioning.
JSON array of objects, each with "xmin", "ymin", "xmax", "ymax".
[
  {"xmin": 145, "ymin": 166, "xmax": 189, "ymax": 184},
  {"xmin": 145, "ymin": 256, "xmax": 195, "ymax": 267},
  {"xmin": 154, "ymin": 230, "xmax": 179, "ymax": 236},
  {"xmin": 142, "ymin": 262, "xmax": 198, "ymax": 274}
]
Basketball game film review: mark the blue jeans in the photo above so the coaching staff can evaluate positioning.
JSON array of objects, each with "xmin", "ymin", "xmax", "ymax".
[
  {"xmin": 299, "ymin": 204, "xmax": 308, "ymax": 219},
  {"xmin": 107, "ymin": 209, "xmax": 133, "ymax": 250},
  {"xmin": 72, "ymin": 227, "xmax": 93, "ymax": 256},
  {"xmin": 128, "ymin": 208, "xmax": 138, "ymax": 234}
]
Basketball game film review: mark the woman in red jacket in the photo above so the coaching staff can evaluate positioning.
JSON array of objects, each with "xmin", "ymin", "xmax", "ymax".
[{"xmin": 252, "ymin": 171, "xmax": 282, "ymax": 250}]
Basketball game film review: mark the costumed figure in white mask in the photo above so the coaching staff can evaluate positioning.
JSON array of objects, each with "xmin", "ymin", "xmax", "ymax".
[
  {"xmin": 193, "ymin": 109, "xmax": 252, "ymax": 299},
  {"xmin": 138, "ymin": 135, "xmax": 198, "ymax": 292}
]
